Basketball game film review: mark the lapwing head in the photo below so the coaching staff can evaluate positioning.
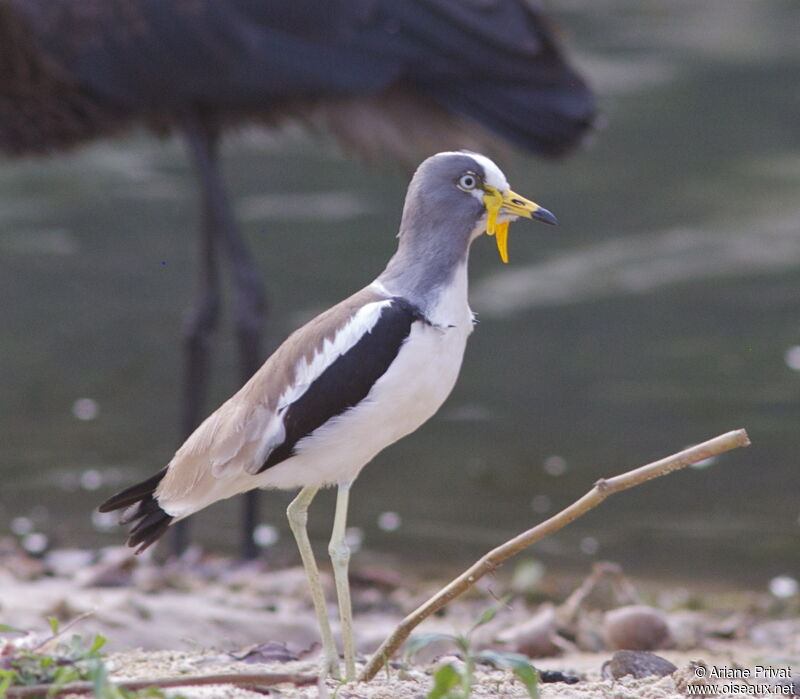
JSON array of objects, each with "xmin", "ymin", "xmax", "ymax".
[{"xmin": 401, "ymin": 151, "xmax": 557, "ymax": 264}]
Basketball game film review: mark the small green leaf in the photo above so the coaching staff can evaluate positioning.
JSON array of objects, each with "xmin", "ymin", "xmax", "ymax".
[
  {"xmin": 47, "ymin": 618, "xmax": 60, "ymax": 635},
  {"xmin": 0, "ymin": 668, "xmax": 19, "ymax": 698},
  {"xmin": 428, "ymin": 663, "xmax": 462, "ymax": 699},
  {"xmin": 406, "ymin": 633, "xmax": 458, "ymax": 658},
  {"xmin": 89, "ymin": 634, "xmax": 107, "ymax": 655},
  {"xmin": 89, "ymin": 659, "xmax": 127, "ymax": 699},
  {"xmin": 454, "ymin": 636, "xmax": 470, "ymax": 656},
  {"xmin": 475, "ymin": 650, "xmax": 539, "ymax": 699},
  {"xmin": 468, "ymin": 606, "xmax": 498, "ymax": 634},
  {"xmin": 0, "ymin": 624, "xmax": 24, "ymax": 634},
  {"xmin": 48, "ymin": 666, "xmax": 80, "ymax": 696},
  {"xmin": 65, "ymin": 634, "xmax": 86, "ymax": 659},
  {"xmin": 510, "ymin": 663, "xmax": 539, "ymax": 698},
  {"xmin": 90, "ymin": 660, "xmax": 106, "ymax": 694}
]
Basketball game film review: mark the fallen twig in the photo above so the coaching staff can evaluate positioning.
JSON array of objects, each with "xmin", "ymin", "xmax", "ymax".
[
  {"xmin": 5, "ymin": 671, "xmax": 318, "ymax": 697},
  {"xmin": 360, "ymin": 428, "xmax": 751, "ymax": 681},
  {"xmin": 555, "ymin": 561, "xmax": 640, "ymax": 628},
  {"xmin": 31, "ymin": 612, "xmax": 94, "ymax": 653}
]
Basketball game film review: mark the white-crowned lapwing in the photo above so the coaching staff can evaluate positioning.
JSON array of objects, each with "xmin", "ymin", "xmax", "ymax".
[{"xmin": 99, "ymin": 151, "xmax": 557, "ymax": 679}]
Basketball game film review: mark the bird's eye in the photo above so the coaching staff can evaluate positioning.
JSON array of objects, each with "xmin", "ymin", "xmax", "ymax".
[{"xmin": 457, "ymin": 173, "xmax": 478, "ymax": 191}]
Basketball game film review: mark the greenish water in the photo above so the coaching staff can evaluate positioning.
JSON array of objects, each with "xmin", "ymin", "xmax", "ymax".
[{"xmin": 1, "ymin": 1, "xmax": 799, "ymax": 586}]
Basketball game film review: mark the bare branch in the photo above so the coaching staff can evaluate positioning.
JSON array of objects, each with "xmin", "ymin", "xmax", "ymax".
[
  {"xmin": 360, "ymin": 429, "xmax": 751, "ymax": 681},
  {"xmin": 32, "ymin": 612, "xmax": 94, "ymax": 653},
  {"xmin": 5, "ymin": 672, "xmax": 318, "ymax": 697}
]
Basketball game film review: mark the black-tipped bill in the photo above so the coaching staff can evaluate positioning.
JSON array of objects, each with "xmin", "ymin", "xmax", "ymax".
[
  {"xmin": 532, "ymin": 206, "xmax": 558, "ymax": 226},
  {"xmin": 484, "ymin": 187, "xmax": 558, "ymax": 263}
]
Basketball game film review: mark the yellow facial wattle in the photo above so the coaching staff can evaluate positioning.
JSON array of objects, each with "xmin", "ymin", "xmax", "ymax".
[
  {"xmin": 494, "ymin": 221, "xmax": 510, "ymax": 263},
  {"xmin": 482, "ymin": 187, "xmax": 508, "ymax": 263},
  {"xmin": 484, "ymin": 188, "xmax": 502, "ymax": 235},
  {"xmin": 482, "ymin": 185, "xmax": 557, "ymax": 263}
]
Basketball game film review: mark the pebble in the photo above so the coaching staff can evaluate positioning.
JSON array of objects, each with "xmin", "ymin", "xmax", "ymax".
[
  {"xmin": 602, "ymin": 605, "xmax": 673, "ymax": 650},
  {"xmin": 601, "ymin": 649, "xmax": 678, "ymax": 680},
  {"xmin": 229, "ymin": 641, "xmax": 300, "ymax": 664},
  {"xmin": 432, "ymin": 654, "xmax": 467, "ymax": 675},
  {"xmin": 44, "ymin": 548, "xmax": 95, "ymax": 577},
  {"xmin": 495, "ymin": 603, "xmax": 562, "ymax": 658}
]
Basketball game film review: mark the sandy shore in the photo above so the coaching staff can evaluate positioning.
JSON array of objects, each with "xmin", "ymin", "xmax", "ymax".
[{"xmin": 1, "ymin": 544, "xmax": 797, "ymax": 698}]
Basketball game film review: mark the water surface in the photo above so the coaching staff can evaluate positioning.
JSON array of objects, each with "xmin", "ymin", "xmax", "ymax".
[{"xmin": 1, "ymin": 0, "xmax": 799, "ymax": 586}]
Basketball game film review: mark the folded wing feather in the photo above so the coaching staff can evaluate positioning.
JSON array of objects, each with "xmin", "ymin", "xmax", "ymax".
[{"xmin": 153, "ymin": 287, "xmax": 388, "ymax": 508}]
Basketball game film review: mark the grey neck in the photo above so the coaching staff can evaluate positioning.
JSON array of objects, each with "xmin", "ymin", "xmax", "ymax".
[
  {"xmin": 377, "ymin": 189, "xmax": 481, "ymax": 311},
  {"xmin": 377, "ymin": 236, "xmax": 470, "ymax": 311}
]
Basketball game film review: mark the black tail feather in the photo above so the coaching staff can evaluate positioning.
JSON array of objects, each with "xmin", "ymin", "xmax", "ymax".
[
  {"xmin": 98, "ymin": 468, "xmax": 174, "ymax": 553},
  {"xmin": 118, "ymin": 492, "xmax": 161, "ymax": 525},
  {"xmin": 128, "ymin": 507, "xmax": 173, "ymax": 552},
  {"xmin": 98, "ymin": 468, "xmax": 167, "ymax": 512}
]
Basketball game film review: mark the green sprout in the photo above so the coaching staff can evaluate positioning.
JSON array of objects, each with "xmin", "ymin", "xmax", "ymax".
[
  {"xmin": 406, "ymin": 606, "xmax": 539, "ymax": 699},
  {"xmin": 0, "ymin": 618, "xmax": 171, "ymax": 699}
]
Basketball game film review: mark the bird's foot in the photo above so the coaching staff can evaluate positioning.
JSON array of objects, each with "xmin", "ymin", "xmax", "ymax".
[
  {"xmin": 344, "ymin": 659, "xmax": 357, "ymax": 683},
  {"xmin": 321, "ymin": 653, "xmax": 342, "ymax": 681}
]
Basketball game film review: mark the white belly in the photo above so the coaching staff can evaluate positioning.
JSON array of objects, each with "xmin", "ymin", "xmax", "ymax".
[{"xmin": 258, "ymin": 313, "xmax": 473, "ymax": 489}]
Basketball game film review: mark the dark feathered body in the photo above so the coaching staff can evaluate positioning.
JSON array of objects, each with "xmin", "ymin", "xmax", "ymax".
[
  {"xmin": 5, "ymin": 1, "xmax": 593, "ymax": 558},
  {"xmin": 0, "ymin": 0, "xmax": 595, "ymax": 159}
]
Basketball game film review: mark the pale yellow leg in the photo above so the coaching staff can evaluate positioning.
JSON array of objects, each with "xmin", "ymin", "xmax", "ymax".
[
  {"xmin": 286, "ymin": 486, "xmax": 340, "ymax": 679},
  {"xmin": 328, "ymin": 481, "xmax": 356, "ymax": 681}
]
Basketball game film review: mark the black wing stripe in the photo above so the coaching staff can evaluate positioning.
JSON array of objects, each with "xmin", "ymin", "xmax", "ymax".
[{"xmin": 257, "ymin": 298, "xmax": 425, "ymax": 473}]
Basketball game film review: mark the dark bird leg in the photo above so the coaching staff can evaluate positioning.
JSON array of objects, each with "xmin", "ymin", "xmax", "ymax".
[
  {"xmin": 179, "ymin": 109, "xmax": 266, "ymax": 560},
  {"xmin": 168, "ymin": 113, "xmax": 224, "ymax": 555}
]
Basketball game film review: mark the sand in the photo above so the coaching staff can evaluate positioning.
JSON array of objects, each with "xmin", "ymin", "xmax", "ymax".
[{"xmin": 1, "ymin": 544, "xmax": 797, "ymax": 698}]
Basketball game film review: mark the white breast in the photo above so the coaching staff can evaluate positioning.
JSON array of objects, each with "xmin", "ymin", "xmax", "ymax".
[{"xmin": 257, "ymin": 265, "xmax": 474, "ymax": 489}]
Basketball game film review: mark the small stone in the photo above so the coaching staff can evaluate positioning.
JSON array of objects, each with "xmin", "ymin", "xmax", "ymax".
[
  {"xmin": 602, "ymin": 649, "xmax": 677, "ymax": 680},
  {"xmin": 602, "ymin": 605, "xmax": 673, "ymax": 650},
  {"xmin": 396, "ymin": 667, "xmax": 426, "ymax": 682},
  {"xmin": 666, "ymin": 610, "xmax": 707, "ymax": 649},
  {"xmin": 46, "ymin": 596, "xmax": 87, "ymax": 623},
  {"xmin": 433, "ymin": 655, "xmax": 466, "ymax": 676},
  {"xmin": 229, "ymin": 641, "xmax": 300, "ymax": 664},
  {"xmin": 539, "ymin": 669, "xmax": 580, "ymax": 684},
  {"xmin": 76, "ymin": 556, "xmax": 137, "ymax": 587},
  {"xmin": 2, "ymin": 551, "xmax": 47, "ymax": 581},
  {"xmin": 496, "ymin": 604, "xmax": 562, "ymax": 658},
  {"xmin": 44, "ymin": 548, "xmax": 95, "ymax": 577}
]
